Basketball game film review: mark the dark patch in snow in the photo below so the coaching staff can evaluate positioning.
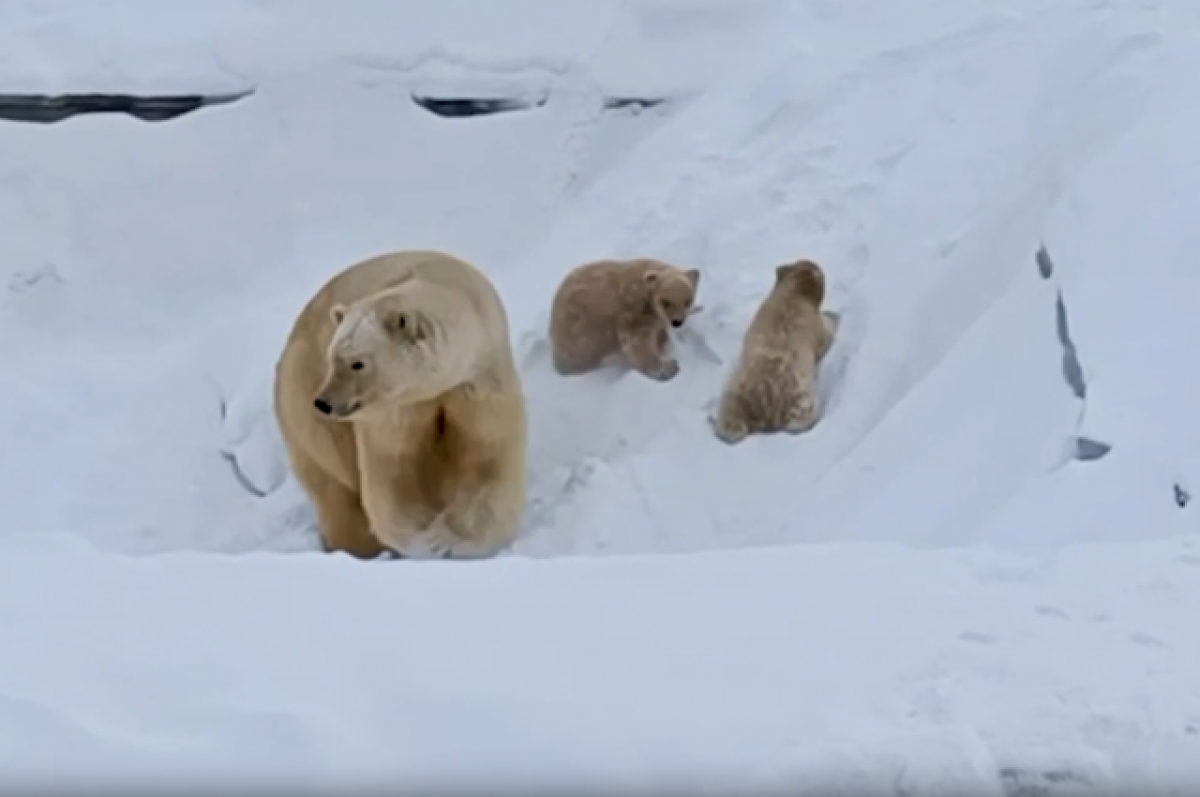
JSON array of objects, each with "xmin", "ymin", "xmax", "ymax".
[
  {"xmin": 1073, "ymin": 436, "xmax": 1111, "ymax": 462},
  {"xmin": 214, "ymin": 389, "xmax": 267, "ymax": 499},
  {"xmin": 1042, "ymin": 245, "xmax": 1111, "ymax": 468},
  {"xmin": 220, "ymin": 450, "xmax": 267, "ymax": 499},
  {"xmin": 0, "ymin": 91, "xmax": 252, "ymax": 124},
  {"xmin": 602, "ymin": 96, "xmax": 667, "ymax": 113},
  {"xmin": 411, "ymin": 93, "xmax": 548, "ymax": 118},
  {"xmin": 1055, "ymin": 290, "xmax": 1086, "ymax": 399},
  {"xmin": 999, "ymin": 766, "xmax": 1094, "ymax": 797},
  {"xmin": 1174, "ymin": 483, "xmax": 1190, "ymax": 508},
  {"xmin": 1035, "ymin": 243, "xmax": 1055, "ymax": 279},
  {"xmin": 7, "ymin": 264, "xmax": 63, "ymax": 293},
  {"xmin": 410, "ymin": 93, "xmax": 667, "ymax": 119}
]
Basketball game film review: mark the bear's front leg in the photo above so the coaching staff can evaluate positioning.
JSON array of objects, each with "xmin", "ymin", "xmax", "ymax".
[
  {"xmin": 618, "ymin": 323, "xmax": 680, "ymax": 382},
  {"xmin": 390, "ymin": 523, "xmax": 464, "ymax": 560},
  {"xmin": 358, "ymin": 465, "xmax": 441, "ymax": 558},
  {"xmin": 408, "ymin": 447, "xmax": 523, "ymax": 560},
  {"xmin": 365, "ymin": 502, "xmax": 443, "ymax": 559},
  {"xmin": 392, "ymin": 505, "xmax": 501, "ymax": 561},
  {"xmin": 411, "ymin": 500, "xmax": 504, "ymax": 560}
]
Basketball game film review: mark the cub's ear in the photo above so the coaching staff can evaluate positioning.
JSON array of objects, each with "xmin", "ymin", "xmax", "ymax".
[
  {"xmin": 774, "ymin": 264, "xmax": 794, "ymax": 283},
  {"xmin": 643, "ymin": 270, "xmax": 660, "ymax": 286},
  {"xmin": 330, "ymin": 304, "xmax": 347, "ymax": 325},
  {"xmin": 684, "ymin": 268, "xmax": 701, "ymax": 288}
]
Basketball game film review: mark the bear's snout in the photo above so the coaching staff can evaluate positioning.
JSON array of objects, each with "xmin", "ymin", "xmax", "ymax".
[{"xmin": 313, "ymin": 395, "xmax": 361, "ymax": 419}]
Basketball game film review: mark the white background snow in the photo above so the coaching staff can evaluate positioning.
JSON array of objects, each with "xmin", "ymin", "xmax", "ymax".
[{"xmin": 1, "ymin": 0, "xmax": 1199, "ymax": 792}]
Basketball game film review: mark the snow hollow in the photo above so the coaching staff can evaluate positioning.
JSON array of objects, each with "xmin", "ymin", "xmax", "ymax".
[{"xmin": 1, "ymin": 0, "xmax": 1199, "ymax": 792}]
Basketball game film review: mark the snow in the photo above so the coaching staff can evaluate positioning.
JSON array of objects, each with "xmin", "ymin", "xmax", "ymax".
[{"xmin": 1, "ymin": 0, "xmax": 1199, "ymax": 791}]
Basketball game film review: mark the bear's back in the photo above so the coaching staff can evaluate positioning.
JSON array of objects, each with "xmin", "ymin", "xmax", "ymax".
[
  {"xmin": 743, "ymin": 283, "xmax": 823, "ymax": 361},
  {"xmin": 406, "ymin": 253, "xmax": 512, "ymax": 346}
]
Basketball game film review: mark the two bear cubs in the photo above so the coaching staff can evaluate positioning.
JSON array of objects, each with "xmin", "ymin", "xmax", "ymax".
[
  {"xmin": 274, "ymin": 249, "xmax": 837, "ymax": 561},
  {"xmin": 548, "ymin": 256, "xmax": 838, "ymax": 445}
]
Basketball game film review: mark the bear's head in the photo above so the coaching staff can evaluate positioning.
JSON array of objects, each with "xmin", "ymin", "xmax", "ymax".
[
  {"xmin": 775, "ymin": 259, "xmax": 825, "ymax": 305},
  {"xmin": 313, "ymin": 288, "xmax": 455, "ymax": 420},
  {"xmin": 644, "ymin": 267, "xmax": 701, "ymax": 328}
]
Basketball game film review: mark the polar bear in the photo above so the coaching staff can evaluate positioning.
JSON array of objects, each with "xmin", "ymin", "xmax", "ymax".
[
  {"xmin": 710, "ymin": 259, "xmax": 838, "ymax": 445},
  {"xmin": 548, "ymin": 257, "xmax": 702, "ymax": 381},
  {"xmin": 273, "ymin": 250, "xmax": 528, "ymax": 560}
]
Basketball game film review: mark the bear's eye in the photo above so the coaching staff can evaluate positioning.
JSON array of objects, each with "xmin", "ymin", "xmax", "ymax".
[
  {"xmin": 396, "ymin": 313, "xmax": 408, "ymax": 331},
  {"xmin": 351, "ymin": 362, "xmax": 364, "ymax": 371},
  {"xmin": 661, "ymin": 300, "xmax": 675, "ymax": 314}
]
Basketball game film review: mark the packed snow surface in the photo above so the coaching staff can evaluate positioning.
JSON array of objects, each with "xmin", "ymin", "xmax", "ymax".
[{"xmin": 1, "ymin": 0, "xmax": 1199, "ymax": 792}]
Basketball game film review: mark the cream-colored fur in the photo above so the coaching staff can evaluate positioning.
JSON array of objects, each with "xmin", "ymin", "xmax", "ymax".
[
  {"xmin": 711, "ymin": 259, "xmax": 838, "ymax": 445},
  {"xmin": 274, "ymin": 250, "xmax": 528, "ymax": 560},
  {"xmin": 548, "ymin": 257, "xmax": 702, "ymax": 381}
]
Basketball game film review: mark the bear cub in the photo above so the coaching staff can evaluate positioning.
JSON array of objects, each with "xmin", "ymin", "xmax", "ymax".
[
  {"xmin": 548, "ymin": 257, "xmax": 702, "ymax": 382},
  {"xmin": 711, "ymin": 258, "xmax": 838, "ymax": 444}
]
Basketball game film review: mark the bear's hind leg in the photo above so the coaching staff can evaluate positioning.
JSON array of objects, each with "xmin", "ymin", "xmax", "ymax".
[
  {"xmin": 710, "ymin": 411, "xmax": 749, "ymax": 445},
  {"xmin": 818, "ymin": 311, "xmax": 840, "ymax": 360},
  {"xmin": 710, "ymin": 390, "xmax": 749, "ymax": 445},
  {"xmin": 291, "ymin": 451, "xmax": 385, "ymax": 560},
  {"xmin": 782, "ymin": 391, "xmax": 819, "ymax": 435},
  {"xmin": 551, "ymin": 346, "xmax": 601, "ymax": 377}
]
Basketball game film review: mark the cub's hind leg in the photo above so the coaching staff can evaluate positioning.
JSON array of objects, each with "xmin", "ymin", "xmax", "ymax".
[
  {"xmin": 710, "ymin": 388, "xmax": 751, "ymax": 445},
  {"xmin": 782, "ymin": 390, "xmax": 819, "ymax": 434}
]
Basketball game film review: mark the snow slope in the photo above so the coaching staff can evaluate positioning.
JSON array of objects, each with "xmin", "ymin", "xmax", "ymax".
[{"xmin": 2, "ymin": 0, "xmax": 1200, "ymax": 791}]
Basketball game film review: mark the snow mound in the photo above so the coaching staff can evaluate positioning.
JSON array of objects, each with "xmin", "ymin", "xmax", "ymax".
[
  {"xmin": 3, "ymin": 532, "xmax": 1200, "ymax": 791},
  {"xmin": 2, "ymin": 0, "xmax": 1200, "ymax": 790}
]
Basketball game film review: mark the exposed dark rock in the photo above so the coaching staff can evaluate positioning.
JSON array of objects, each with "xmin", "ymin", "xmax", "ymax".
[
  {"xmin": 1035, "ymin": 243, "xmax": 1054, "ymax": 278},
  {"xmin": 0, "ymin": 90, "xmax": 252, "ymax": 124},
  {"xmin": 411, "ymin": 93, "xmax": 547, "ymax": 118},
  {"xmin": 1073, "ymin": 436, "xmax": 1112, "ymax": 461},
  {"xmin": 602, "ymin": 96, "xmax": 667, "ymax": 112},
  {"xmin": 1055, "ymin": 290, "xmax": 1086, "ymax": 400}
]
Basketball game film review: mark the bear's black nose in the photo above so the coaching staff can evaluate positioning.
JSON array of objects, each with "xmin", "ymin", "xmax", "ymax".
[
  {"xmin": 313, "ymin": 398, "xmax": 333, "ymax": 415},
  {"xmin": 672, "ymin": 318, "xmax": 684, "ymax": 328}
]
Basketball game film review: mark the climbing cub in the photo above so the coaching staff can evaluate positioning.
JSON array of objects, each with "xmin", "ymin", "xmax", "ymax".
[
  {"xmin": 711, "ymin": 259, "xmax": 838, "ymax": 444},
  {"xmin": 548, "ymin": 257, "xmax": 702, "ymax": 381}
]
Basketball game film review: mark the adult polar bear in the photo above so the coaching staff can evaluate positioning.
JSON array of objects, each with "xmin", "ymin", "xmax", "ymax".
[{"xmin": 274, "ymin": 250, "xmax": 528, "ymax": 560}]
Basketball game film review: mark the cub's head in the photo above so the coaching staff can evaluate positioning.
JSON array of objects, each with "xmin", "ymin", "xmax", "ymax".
[
  {"xmin": 645, "ymin": 267, "xmax": 701, "ymax": 328},
  {"xmin": 774, "ymin": 259, "xmax": 825, "ymax": 305},
  {"xmin": 312, "ymin": 291, "xmax": 443, "ymax": 420}
]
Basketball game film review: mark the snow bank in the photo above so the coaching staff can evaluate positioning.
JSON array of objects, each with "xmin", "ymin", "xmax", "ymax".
[
  {"xmin": 2, "ymin": 0, "xmax": 1200, "ymax": 791},
  {"xmin": 2, "ymin": 532, "xmax": 1199, "ymax": 791},
  {"xmin": 0, "ymin": 0, "xmax": 795, "ymax": 554},
  {"xmin": 507, "ymin": 0, "xmax": 1182, "ymax": 556}
]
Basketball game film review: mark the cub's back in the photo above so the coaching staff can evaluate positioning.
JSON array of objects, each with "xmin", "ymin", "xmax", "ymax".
[
  {"xmin": 742, "ymin": 285, "xmax": 824, "ymax": 361},
  {"xmin": 552, "ymin": 260, "xmax": 626, "ymax": 320}
]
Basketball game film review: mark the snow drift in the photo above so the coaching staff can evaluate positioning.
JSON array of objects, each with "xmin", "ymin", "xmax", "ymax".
[{"xmin": 1, "ymin": 0, "xmax": 1199, "ymax": 792}]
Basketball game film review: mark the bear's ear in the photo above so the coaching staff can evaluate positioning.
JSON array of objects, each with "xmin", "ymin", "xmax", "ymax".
[
  {"xmin": 643, "ymin": 271, "xmax": 660, "ymax": 287},
  {"xmin": 330, "ymin": 304, "xmax": 347, "ymax": 325},
  {"xmin": 774, "ymin": 264, "xmax": 793, "ymax": 284},
  {"xmin": 684, "ymin": 268, "xmax": 701, "ymax": 288}
]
